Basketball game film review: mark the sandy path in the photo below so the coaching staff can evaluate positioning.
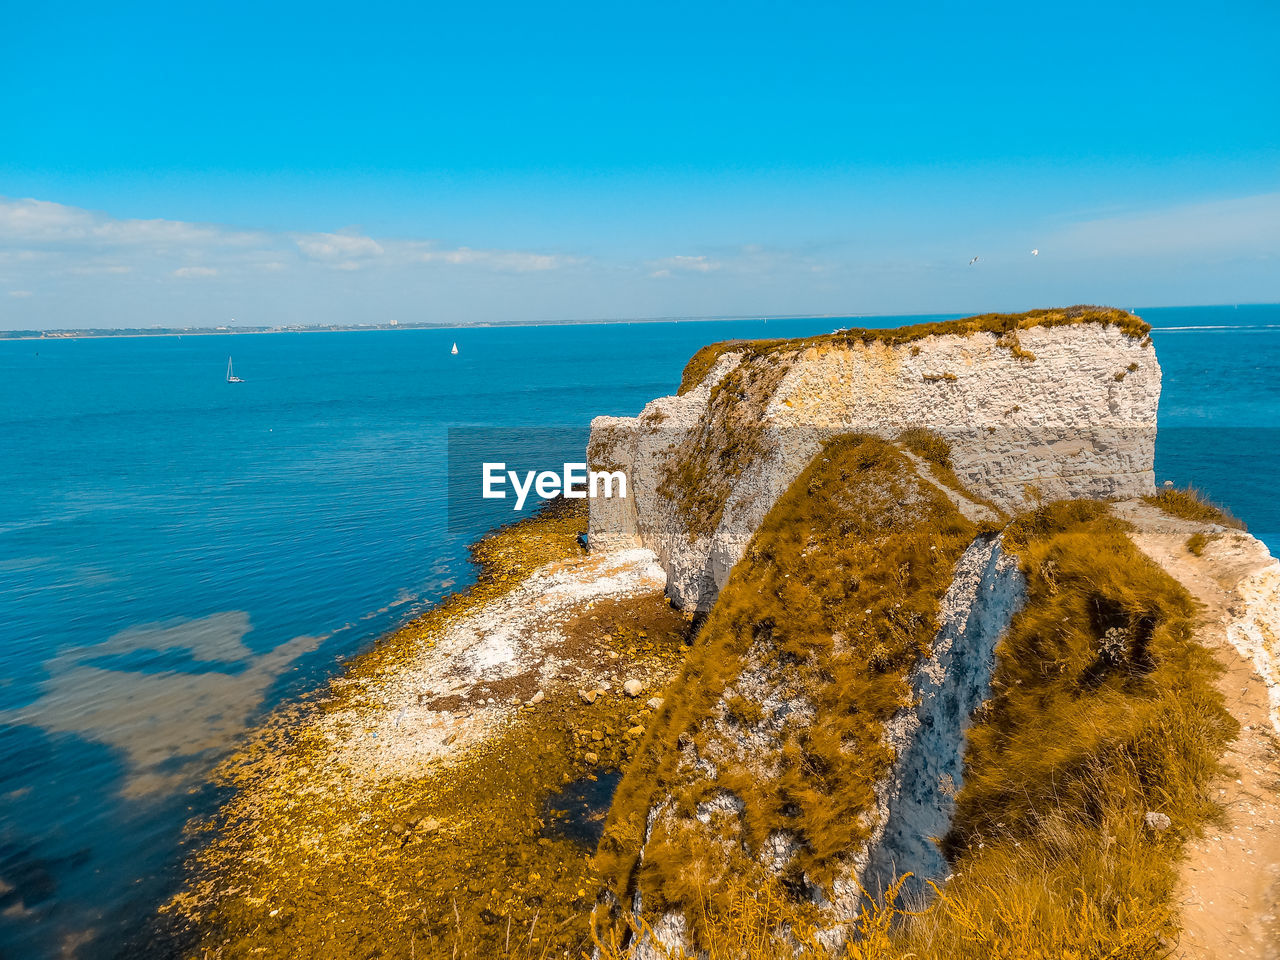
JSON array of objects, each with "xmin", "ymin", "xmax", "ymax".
[{"xmin": 1116, "ymin": 500, "xmax": 1280, "ymax": 960}]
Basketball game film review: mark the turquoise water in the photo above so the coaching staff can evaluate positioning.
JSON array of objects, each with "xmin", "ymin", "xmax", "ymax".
[{"xmin": 0, "ymin": 307, "xmax": 1276, "ymax": 958}]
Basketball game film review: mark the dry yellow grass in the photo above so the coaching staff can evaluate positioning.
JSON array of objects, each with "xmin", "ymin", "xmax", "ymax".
[
  {"xmin": 596, "ymin": 436, "xmax": 978, "ymax": 947},
  {"xmin": 1145, "ymin": 486, "xmax": 1246, "ymax": 531},
  {"xmin": 592, "ymin": 500, "xmax": 1236, "ymax": 960}
]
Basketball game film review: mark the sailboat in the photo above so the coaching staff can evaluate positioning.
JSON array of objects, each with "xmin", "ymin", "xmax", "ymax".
[
  {"xmin": 226, "ymin": 357, "xmax": 245, "ymax": 383},
  {"xmin": 451, "ymin": 342, "xmax": 458, "ymax": 355}
]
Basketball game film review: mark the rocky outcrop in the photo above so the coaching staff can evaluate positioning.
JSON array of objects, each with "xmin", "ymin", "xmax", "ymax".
[
  {"xmin": 588, "ymin": 313, "xmax": 1158, "ymax": 611},
  {"xmin": 165, "ymin": 503, "xmax": 700, "ymax": 960},
  {"xmin": 1227, "ymin": 563, "xmax": 1280, "ymax": 734},
  {"xmin": 322, "ymin": 546, "xmax": 668, "ymax": 781}
]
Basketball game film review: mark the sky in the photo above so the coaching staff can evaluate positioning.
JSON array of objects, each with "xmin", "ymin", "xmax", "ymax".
[{"xmin": 1, "ymin": 0, "xmax": 1277, "ymax": 329}]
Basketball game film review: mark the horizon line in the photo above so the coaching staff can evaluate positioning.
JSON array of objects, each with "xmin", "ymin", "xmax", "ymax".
[{"xmin": 3, "ymin": 301, "xmax": 1277, "ymax": 341}]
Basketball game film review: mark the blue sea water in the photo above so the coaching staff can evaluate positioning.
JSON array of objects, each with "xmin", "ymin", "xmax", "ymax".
[{"xmin": 0, "ymin": 306, "xmax": 1277, "ymax": 958}]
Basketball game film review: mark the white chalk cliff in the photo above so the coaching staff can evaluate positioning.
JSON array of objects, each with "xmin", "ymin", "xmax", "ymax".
[{"xmin": 589, "ymin": 320, "xmax": 1158, "ymax": 610}]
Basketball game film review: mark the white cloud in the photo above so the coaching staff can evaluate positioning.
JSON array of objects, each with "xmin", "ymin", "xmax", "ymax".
[
  {"xmin": 417, "ymin": 246, "xmax": 571, "ymax": 272},
  {"xmin": 5, "ymin": 188, "xmax": 1275, "ymax": 330},
  {"xmin": 0, "ymin": 197, "xmax": 577, "ymax": 293},
  {"xmin": 293, "ymin": 230, "xmax": 385, "ymax": 267},
  {"xmin": 648, "ymin": 254, "xmax": 720, "ymax": 277},
  {"xmin": 69, "ymin": 263, "xmax": 132, "ymax": 275},
  {"xmin": 0, "ymin": 197, "xmax": 261, "ymax": 249}
]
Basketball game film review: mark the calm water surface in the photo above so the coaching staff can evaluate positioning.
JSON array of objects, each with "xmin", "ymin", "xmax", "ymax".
[{"xmin": 0, "ymin": 307, "xmax": 1276, "ymax": 958}]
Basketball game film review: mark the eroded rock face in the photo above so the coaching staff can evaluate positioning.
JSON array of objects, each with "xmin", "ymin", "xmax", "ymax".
[
  {"xmin": 594, "ymin": 437, "xmax": 1006, "ymax": 954},
  {"xmin": 321, "ymin": 547, "xmax": 668, "ymax": 782},
  {"xmin": 860, "ymin": 535, "xmax": 1026, "ymax": 901},
  {"xmin": 617, "ymin": 531, "xmax": 1026, "ymax": 956},
  {"xmin": 589, "ymin": 323, "xmax": 1158, "ymax": 611},
  {"xmin": 1227, "ymin": 562, "xmax": 1280, "ymax": 733}
]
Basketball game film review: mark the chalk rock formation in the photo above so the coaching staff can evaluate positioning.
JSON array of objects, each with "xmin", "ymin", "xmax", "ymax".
[
  {"xmin": 1228, "ymin": 562, "xmax": 1280, "ymax": 733},
  {"xmin": 860, "ymin": 534, "xmax": 1026, "ymax": 900},
  {"xmin": 629, "ymin": 534, "xmax": 1028, "ymax": 958},
  {"xmin": 1114, "ymin": 497, "xmax": 1280, "ymax": 734},
  {"xmin": 588, "ymin": 310, "xmax": 1158, "ymax": 610},
  {"xmin": 321, "ymin": 546, "xmax": 667, "ymax": 781}
]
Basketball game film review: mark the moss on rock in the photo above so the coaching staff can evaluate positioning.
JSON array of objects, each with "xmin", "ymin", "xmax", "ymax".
[
  {"xmin": 658, "ymin": 353, "xmax": 797, "ymax": 538},
  {"xmin": 161, "ymin": 500, "xmax": 694, "ymax": 959}
]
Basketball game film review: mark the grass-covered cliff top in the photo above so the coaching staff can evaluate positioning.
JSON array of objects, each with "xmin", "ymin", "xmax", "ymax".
[
  {"xmin": 597, "ymin": 435, "xmax": 980, "ymax": 945},
  {"xmin": 595, "ymin": 494, "xmax": 1236, "ymax": 960},
  {"xmin": 678, "ymin": 305, "xmax": 1150, "ymax": 394}
]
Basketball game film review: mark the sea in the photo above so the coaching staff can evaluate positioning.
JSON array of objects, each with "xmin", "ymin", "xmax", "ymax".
[{"xmin": 0, "ymin": 305, "xmax": 1277, "ymax": 959}]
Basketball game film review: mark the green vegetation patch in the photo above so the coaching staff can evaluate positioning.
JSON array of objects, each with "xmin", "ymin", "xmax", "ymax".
[
  {"xmin": 676, "ymin": 306, "xmax": 1148, "ymax": 395},
  {"xmin": 898, "ymin": 426, "xmax": 953, "ymax": 469},
  {"xmin": 598, "ymin": 499, "xmax": 1237, "ymax": 960},
  {"xmin": 1145, "ymin": 485, "xmax": 1246, "ymax": 531},
  {"xmin": 597, "ymin": 435, "xmax": 978, "ymax": 946}
]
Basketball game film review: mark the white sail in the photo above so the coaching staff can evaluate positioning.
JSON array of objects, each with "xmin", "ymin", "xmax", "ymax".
[{"xmin": 451, "ymin": 342, "xmax": 458, "ymax": 355}]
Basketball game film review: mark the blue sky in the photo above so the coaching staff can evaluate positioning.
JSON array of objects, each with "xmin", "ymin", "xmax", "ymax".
[{"xmin": 1, "ymin": 0, "xmax": 1277, "ymax": 328}]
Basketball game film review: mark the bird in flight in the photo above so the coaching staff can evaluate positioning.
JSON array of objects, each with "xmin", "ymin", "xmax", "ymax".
[
  {"xmin": 969, "ymin": 256, "xmax": 980, "ymax": 266},
  {"xmin": 1030, "ymin": 249, "xmax": 1039, "ymax": 256}
]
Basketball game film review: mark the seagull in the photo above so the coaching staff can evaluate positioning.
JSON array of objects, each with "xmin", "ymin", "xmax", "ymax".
[
  {"xmin": 1030, "ymin": 249, "xmax": 1039, "ymax": 256},
  {"xmin": 969, "ymin": 256, "xmax": 980, "ymax": 266}
]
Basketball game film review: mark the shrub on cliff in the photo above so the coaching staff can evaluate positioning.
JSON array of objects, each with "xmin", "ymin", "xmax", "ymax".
[
  {"xmin": 887, "ymin": 500, "xmax": 1236, "ymax": 958},
  {"xmin": 1145, "ymin": 485, "xmax": 1246, "ymax": 530}
]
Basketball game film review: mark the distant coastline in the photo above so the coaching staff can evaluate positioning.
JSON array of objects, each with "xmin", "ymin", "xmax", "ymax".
[
  {"xmin": 0, "ymin": 313, "xmax": 847, "ymax": 341},
  {"xmin": 4, "ymin": 303, "xmax": 1277, "ymax": 341}
]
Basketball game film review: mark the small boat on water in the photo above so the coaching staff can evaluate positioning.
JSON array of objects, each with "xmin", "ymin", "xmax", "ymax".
[
  {"xmin": 451, "ymin": 342, "xmax": 458, "ymax": 355},
  {"xmin": 226, "ymin": 357, "xmax": 245, "ymax": 383}
]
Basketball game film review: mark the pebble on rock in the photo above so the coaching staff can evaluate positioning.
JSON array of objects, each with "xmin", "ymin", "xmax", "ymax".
[{"xmin": 623, "ymin": 679, "xmax": 644, "ymax": 697}]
